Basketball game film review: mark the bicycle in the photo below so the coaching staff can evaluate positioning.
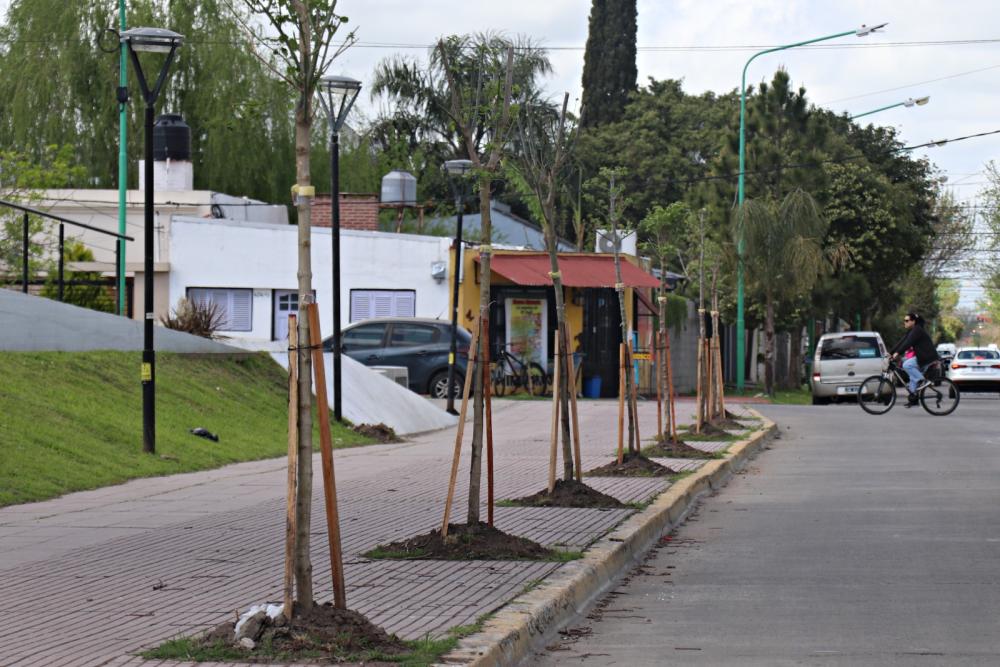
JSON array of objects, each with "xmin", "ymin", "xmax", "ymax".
[
  {"xmin": 857, "ymin": 356, "xmax": 960, "ymax": 416},
  {"xmin": 491, "ymin": 344, "xmax": 548, "ymax": 397}
]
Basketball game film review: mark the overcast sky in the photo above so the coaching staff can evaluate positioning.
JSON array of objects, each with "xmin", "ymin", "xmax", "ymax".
[{"xmin": 3, "ymin": 0, "xmax": 997, "ymax": 306}]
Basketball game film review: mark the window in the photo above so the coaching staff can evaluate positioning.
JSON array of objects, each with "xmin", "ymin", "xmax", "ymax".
[
  {"xmin": 187, "ymin": 288, "xmax": 252, "ymax": 332},
  {"xmin": 342, "ymin": 323, "xmax": 387, "ymax": 350},
  {"xmin": 390, "ymin": 323, "xmax": 440, "ymax": 347},
  {"xmin": 957, "ymin": 349, "xmax": 1000, "ymax": 360},
  {"xmin": 819, "ymin": 336, "xmax": 880, "ymax": 360},
  {"xmin": 350, "ymin": 290, "xmax": 415, "ymax": 322}
]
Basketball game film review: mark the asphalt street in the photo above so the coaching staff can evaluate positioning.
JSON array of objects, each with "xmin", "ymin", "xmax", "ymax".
[{"xmin": 534, "ymin": 396, "xmax": 1000, "ymax": 666}]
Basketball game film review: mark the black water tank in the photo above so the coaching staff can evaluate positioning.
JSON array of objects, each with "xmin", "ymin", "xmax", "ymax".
[{"xmin": 153, "ymin": 114, "xmax": 191, "ymax": 161}]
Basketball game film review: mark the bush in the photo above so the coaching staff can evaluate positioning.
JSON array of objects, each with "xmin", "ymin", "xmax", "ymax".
[{"xmin": 160, "ymin": 298, "xmax": 225, "ymax": 338}]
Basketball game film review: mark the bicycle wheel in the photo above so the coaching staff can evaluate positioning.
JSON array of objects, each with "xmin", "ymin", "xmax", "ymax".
[
  {"xmin": 526, "ymin": 363, "xmax": 547, "ymax": 396},
  {"xmin": 858, "ymin": 375, "xmax": 896, "ymax": 415},
  {"xmin": 491, "ymin": 366, "xmax": 509, "ymax": 397},
  {"xmin": 919, "ymin": 378, "xmax": 960, "ymax": 416}
]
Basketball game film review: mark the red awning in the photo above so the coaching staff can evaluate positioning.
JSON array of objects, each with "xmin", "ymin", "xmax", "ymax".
[{"xmin": 485, "ymin": 254, "xmax": 660, "ymax": 289}]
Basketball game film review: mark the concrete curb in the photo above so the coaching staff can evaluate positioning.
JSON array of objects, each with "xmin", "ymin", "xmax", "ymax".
[{"xmin": 438, "ymin": 409, "xmax": 777, "ymax": 666}]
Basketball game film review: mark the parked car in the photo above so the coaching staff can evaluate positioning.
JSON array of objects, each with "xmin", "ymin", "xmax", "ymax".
[
  {"xmin": 947, "ymin": 347, "xmax": 1000, "ymax": 392},
  {"xmin": 810, "ymin": 331, "xmax": 887, "ymax": 405},
  {"xmin": 324, "ymin": 318, "xmax": 470, "ymax": 398}
]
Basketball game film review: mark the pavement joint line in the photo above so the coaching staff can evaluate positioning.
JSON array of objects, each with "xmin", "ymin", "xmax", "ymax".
[{"xmin": 437, "ymin": 408, "xmax": 777, "ymax": 667}]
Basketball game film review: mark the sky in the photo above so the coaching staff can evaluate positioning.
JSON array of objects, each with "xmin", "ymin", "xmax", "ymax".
[{"xmin": 2, "ymin": 0, "xmax": 997, "ymax": 307}]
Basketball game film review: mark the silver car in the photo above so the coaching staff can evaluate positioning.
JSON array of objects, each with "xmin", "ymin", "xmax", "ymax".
[
  {"xmin": 947, "ymin": 347, "xmax": 1000, "ymax": 393},
  {"xmin": 810, "ymin": 331, "xmax": 887, "ymax": 405}
]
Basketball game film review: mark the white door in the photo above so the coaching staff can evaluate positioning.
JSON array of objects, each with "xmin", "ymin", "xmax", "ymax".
[{"xmin": 274, "ymin": 290, "xmax": 299, "ymax": 341}]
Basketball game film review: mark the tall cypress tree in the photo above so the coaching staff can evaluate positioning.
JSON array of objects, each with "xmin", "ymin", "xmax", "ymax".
[{"xmin": 579, "ymin": 0, "xmax": 637, "ymax": 128}]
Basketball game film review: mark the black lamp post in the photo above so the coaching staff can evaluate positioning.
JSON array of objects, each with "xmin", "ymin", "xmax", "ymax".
[
  {"xmin": 317, "ymin": 75, "xmax": 361, "ymax": 423},
  {"xmin": 122, "ymin": 26, "xmax": 183, "ymax": 455},
  {"xmin": 443, "ymin": 159, "xmax": 473, "ymax": 414}
]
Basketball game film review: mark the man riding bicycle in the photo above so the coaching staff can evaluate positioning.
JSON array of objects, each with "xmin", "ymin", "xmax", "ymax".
[{"xmin": 889, "ymin": 312, "xmax": 938, "ymax": 408}]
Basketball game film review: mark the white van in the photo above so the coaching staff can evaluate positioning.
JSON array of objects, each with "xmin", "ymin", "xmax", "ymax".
[{"xmin": 810, "ymin": 331, "xmax": 887, "ymax": 405}]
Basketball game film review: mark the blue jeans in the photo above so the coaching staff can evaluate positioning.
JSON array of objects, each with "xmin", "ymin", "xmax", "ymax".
[{"xmin": 902, "ymin": 357, "xmax": 923, "ymax": 394}]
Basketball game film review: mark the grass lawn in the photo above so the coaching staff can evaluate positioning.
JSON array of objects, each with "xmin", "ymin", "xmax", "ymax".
[{"xmin": 0, "ymin": 351, "xmax": 373, "ymax": 507}]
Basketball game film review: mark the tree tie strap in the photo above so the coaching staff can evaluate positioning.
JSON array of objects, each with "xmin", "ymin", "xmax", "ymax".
[{"xmin": 615, "ymin": 282, "xmax": 625, "ymax": 292}]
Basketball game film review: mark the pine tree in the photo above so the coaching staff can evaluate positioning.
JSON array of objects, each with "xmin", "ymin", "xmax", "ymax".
[{"xmin": 579, "ymin": 0, "xmax": 637, "ymax": 128}]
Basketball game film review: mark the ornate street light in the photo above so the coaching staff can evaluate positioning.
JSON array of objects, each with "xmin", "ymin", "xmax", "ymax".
[
  {"xmin": 317, "ymin": 75, "xmax": 362, "ymax": 422},
  {"xmin": 122, "ymin": 26, "xmax": 183, "ymax": 455},
  {"xmin": 443, "ymin": 159, "xmax": 474, "ymax": 414}
]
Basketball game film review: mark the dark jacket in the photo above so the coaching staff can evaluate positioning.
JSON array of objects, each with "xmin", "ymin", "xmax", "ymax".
[{"xmin": 890, "ymin": 324, "xmax": 938, "ymax": 365}]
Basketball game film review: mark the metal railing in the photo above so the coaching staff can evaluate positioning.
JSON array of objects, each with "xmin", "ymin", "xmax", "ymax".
[{"xmin": 1, "ymin": 198, "xmax": 134, "ymax": 314}]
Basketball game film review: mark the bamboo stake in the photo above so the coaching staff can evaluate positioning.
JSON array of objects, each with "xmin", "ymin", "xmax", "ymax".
[
  {"xmin": 617, "ymin": 342, "xmax": 625, "ymax": 464},
  {"xmin": 548, "ymin": 345, "xmax": 561, "ymax": 493},
  {"xmin": 713, "ymin": 311, "xmax": 726, "ymax": 417},
  {"xmin": 706, "ymin": 336, "xmax": 716, "ymax": 422},
  {"xmin": 282, "ymin": 314, "xmax": 298, "ymax": 619},
  {"xmin": 483, "ymin": 318, "xmax": 495, "ymax": 526},
  {"xmin": 563, "ymin": 327, "xmax": 583, "ymax": 482},
  {"xmin": 665, "ymin": 329, "xmax": 677, "ymax": 441},
  {"xmin": 441, "ymin": 314, "xmax": 481, "ymax": 538},
  {"xmin": 306, "ymin": 304, "xmax": 346, "ymax": 609}
]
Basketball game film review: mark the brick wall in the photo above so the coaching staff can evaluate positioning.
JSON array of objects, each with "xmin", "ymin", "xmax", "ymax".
[{"xmin": 312, "ymin": 193, "xmax": 379, "ymax": 231}]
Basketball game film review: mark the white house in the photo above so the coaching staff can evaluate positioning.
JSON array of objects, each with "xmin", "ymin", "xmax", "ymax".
[{"xmin": 168, "ymin": 216, "xmax": 453, "ymax": 348}]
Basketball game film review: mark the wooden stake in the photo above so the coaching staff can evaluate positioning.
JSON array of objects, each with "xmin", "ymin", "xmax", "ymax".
[
  {"xmin": 306, "ymin": 304, "xmax": 346, "ymax": 609},
  {"xmin": 483, "ymin": 318, "xmax": 495, "ymax": 526},
  {"xmin": 548, "ymin": 345, "xmax": 561, "ymax": 493},
  {"xmin": 563, "ymin": 328, "xmax": 583, "ymax": 482},
  {"xmin": 695, "ymin": 336, "xmax": 704, "ymax": 434},
  {"xmin": 713, "ymin": 311, "xmax": 726, "ymax": 417},
  {"xmin": 706, "ymin": 337, "xmax": 715, "ymax": 421},
  {"xmin": 665, "ymin": 329, "xmax": 677, "ymax": 441},
  {"xmin": 655, "ymin": 334, "xmax": 662, "ymax": 440},
  {"xmin": 617, "ymin": 342, "xmax": 625, "ymax": 464},
  {"xmin": 282, "ymin": 314, "xmax": 298, "ymax": 619},
  {"xmin": 441, "ymin": 314, "xmax": 481, "ymax": 538}
]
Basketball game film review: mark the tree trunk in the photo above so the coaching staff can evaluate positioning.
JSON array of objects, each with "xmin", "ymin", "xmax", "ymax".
[
  {"xmin": 467, "ymin": 180, "xmax": 491, "ymax": 524},
  {"xmin": 787, "ymin": 324, "xmax": 803, "ymax": 389},
  {"xmin": 544, "ymin": 229, "xmax": 574, "ymax": 481},
  {"xmin": 764, "ymin": 296, "xmax": 776, "ymax": 396},
  {"xmin": 293, "ymin": 97, "xmax": 314, "ymax": 607},
  {"xmin": 611, "ymin": 220, "xmax": 634, "ymax": 452}
]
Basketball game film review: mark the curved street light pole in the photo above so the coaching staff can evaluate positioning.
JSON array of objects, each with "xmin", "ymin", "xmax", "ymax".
[
  {"xmin": 736, "ymin": 23, "xmax": 886, "ymax": 391},
  {"xmin": 850, "ymin": 95, "xmax": 930, "ymax": 120}
]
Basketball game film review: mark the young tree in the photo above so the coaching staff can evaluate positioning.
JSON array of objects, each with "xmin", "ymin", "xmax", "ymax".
[
  {"xmin": 437, "ymin": 35, "xmax": 516, "ymax": 525},
  {"xmin": 735, "ymin": 190, "xmax": 827, "ymax": 395},
  {"xmin": 514, "ymin": 92, "xmax": 580, "ymax": 481},
  {"xmin": 579, "ymin": 0, "xmax": 637, "ymax": 128},
  {"xmin": 235, "ymin": 0, "xmax": 355, "ymax": 609}
]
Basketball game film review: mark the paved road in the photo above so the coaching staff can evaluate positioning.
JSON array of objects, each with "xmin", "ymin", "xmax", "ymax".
[{"xmin": 534, "ymin": 396, "xmax": 1000, "ymax": 666}]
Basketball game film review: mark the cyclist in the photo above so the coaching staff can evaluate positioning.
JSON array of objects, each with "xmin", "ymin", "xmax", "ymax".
[{"xmin": 889, "ymin": 312, "xmax": 938, "ymax": 408}]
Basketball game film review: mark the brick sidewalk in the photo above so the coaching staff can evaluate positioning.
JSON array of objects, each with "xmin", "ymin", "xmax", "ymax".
[{"xmin": 0, "ymin": 399, "xmax": 757, "ymax": 666}]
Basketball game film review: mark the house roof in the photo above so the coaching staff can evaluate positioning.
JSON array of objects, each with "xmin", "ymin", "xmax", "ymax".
[
  {"xmin": 483, "ymin": 253, "xmax": 660, "ymax": 289},
  {"xmin": 426, "ymin": 201, "xmax": 575, "ymax": 252}
]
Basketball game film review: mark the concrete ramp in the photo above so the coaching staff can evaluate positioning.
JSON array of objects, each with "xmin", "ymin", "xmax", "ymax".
[
  {"xmin": 270, "ymin": 350, "xmax": 458, "ymax": 436},
  {"xmin": 0, "ymin": 289, "xmax": 239, "ymax": 353}
]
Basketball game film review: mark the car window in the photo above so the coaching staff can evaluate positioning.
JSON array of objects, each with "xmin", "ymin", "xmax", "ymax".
[
  {"xmin": 390, "ymin": 323, "xmax": 440, "ymax": 347},
  {"xmin": 819, "ymin": 336, "xmax": 880, "ymax": 360},
  {"xmin": 957, "ymin": 349, "xmax": 1000, "ymax": 360},
  {"xmin": 343, "ymin": 323, "xmax": 387, "ymax": 349}
]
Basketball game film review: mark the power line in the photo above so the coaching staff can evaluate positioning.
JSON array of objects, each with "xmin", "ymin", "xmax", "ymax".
[{"xmin": 823, "ymin": 62, "xmax": 1000, "ymax": 105}]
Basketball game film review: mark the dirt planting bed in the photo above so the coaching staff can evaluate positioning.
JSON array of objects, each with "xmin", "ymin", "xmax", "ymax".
[
  {"xmin": 366, "ymin": 521, "xmax": 554, "ymax": 560},
  {"xmin": 506, "ymin": 478, "xmax": 627, "ymax": 509},
  {"xmin": 586, "ymin": 451, "xmax": 678, "ymax": 477}
]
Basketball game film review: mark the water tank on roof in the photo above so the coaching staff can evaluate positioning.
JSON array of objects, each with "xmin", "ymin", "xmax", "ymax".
[
  {"xmin": 380, "ymin": 169, "xmax": 417, "ymax": 205},
  {"xmin": 153, "ymin": 114, "xmax": 191, "ymax": 161}
]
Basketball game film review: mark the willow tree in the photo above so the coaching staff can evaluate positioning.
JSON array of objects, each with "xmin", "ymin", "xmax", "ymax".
[
  {"xmin": 235, "ymin": 0, "xmax": 355, "ymax": 609},
  {"xmin": 736, "ymin": 189, "xmax": 827, "ymax": 395},
  {"xmin": 437, "ymin": 35, "xmax": 516, "ymax": 525}
]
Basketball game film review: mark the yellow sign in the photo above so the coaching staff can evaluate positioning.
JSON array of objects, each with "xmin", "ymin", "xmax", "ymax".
[
  {"xmin": 141, "ymin": 363, "xmax": 152, "ymax": 382},
  {"xmin": 632, "ymin": 352, "xmax": 652, "ymax": 361}
]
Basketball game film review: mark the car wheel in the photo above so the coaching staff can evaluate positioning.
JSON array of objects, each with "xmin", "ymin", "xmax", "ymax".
[{"xmin": 429, "ymin": 370, "xmax": 462, "ymax": 399}]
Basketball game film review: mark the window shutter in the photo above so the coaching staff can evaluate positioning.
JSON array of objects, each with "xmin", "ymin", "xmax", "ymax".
[
  {"xmin": 350, "ymin": 291, "xmax": 371, "ymax": 322},
  {"xmin": 230, "ymin": 290, "xmax": 252, "ymax": 331},
  {"xmin": 394, "ymin": 291, "xmax": 415, "ymax": 317},
  {"xmin": 373, "ymin": 293, "xmax": 393, "ymax": 318}
]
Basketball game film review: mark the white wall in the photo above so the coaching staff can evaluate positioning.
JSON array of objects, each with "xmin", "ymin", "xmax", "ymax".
[{"xmin": 168, "ymin": 217, "xmax": 453, "ymax": 344}]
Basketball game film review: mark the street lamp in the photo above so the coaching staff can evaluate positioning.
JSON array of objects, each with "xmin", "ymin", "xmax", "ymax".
[
  {"xmin": 735, "ymin": 22, "xmax": 886, "ymax": 391},
  {"xmin": 122, "ymin": 26, "xmax": 183, "ymax": 455},
  {"xmin": 850, "ymin": 95, "xmax": 930, "ymax": 120},
  {"xmin": 317, "ymin": 74, "xmax": 362, "ymax": 423},
  {"xmin": 442, "ymin": 159, "xmax": 473, "ymax": 414}
]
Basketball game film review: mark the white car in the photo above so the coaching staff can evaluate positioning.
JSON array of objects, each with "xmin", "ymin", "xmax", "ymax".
[
  {"xmin": 948, "ymin": 347, "xmax": 1000, "ymax": 392},
  {"xmin": 810, "ymin": 331, "xmax": 888, "ymax": 405}
]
